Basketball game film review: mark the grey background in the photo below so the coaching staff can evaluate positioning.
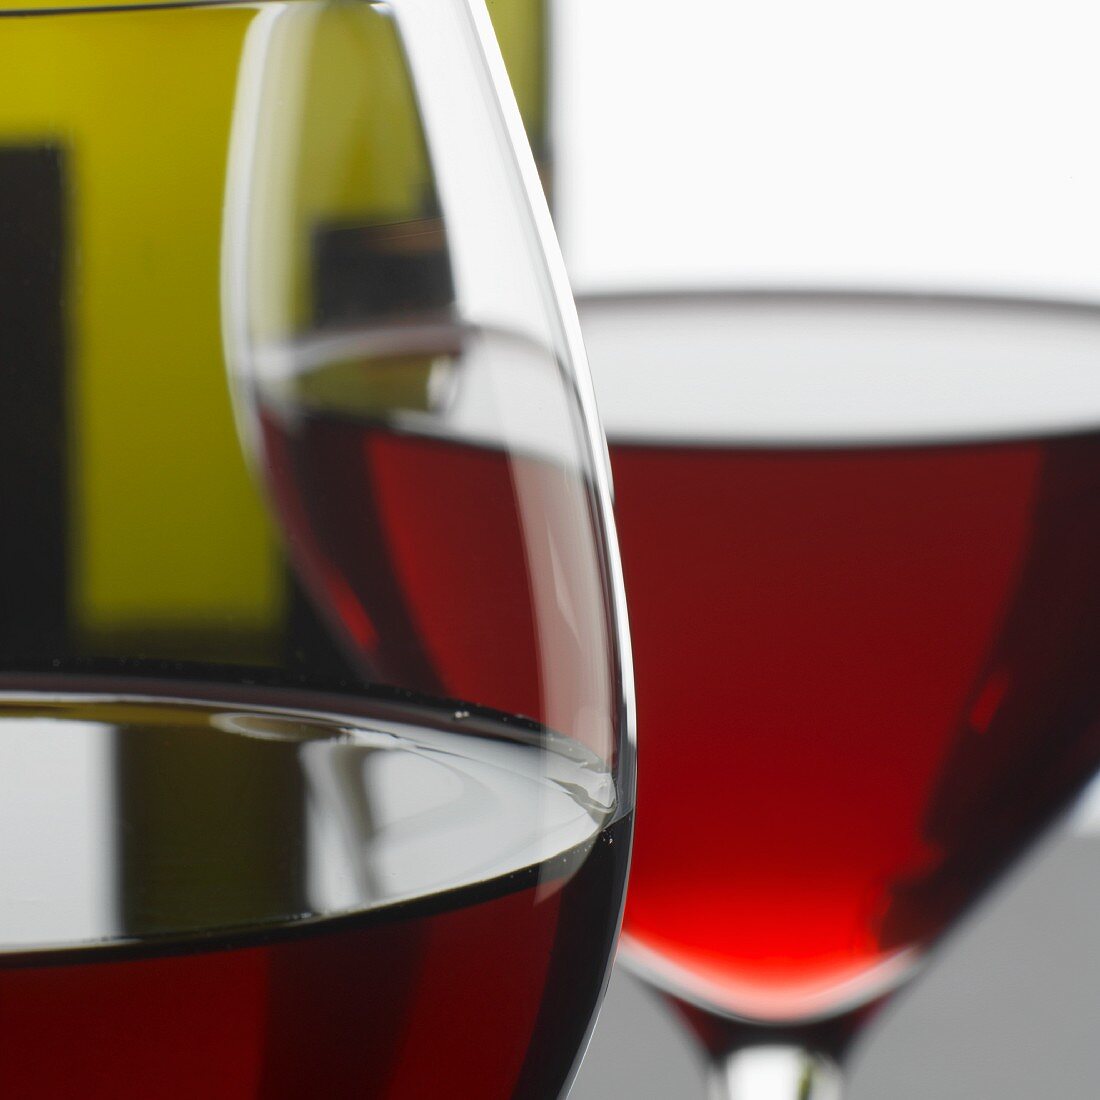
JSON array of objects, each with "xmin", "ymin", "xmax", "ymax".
[{"xmin": 571, "ymin": 822, "xmax": 1100, "ymax": 1097}]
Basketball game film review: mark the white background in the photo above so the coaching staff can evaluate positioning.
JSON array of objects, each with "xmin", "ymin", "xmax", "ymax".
[{"xmin": 553, "ymin": 0, "xmax": 1100, "ymax": 300}]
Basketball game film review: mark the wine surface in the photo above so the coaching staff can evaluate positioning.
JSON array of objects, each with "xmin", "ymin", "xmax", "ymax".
[
  {"xmin": 580, "ymin": 293, "xmax": 1100, "ymax": 1023},
  {"xmin": 0, "ymin": 692, "xmax": 629, "ymax": 1098}
]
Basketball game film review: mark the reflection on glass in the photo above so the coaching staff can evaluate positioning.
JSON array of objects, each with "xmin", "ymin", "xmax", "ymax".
[{"xmin": 0, "ymin": 695, "xmax": 613, "ymax": 949}]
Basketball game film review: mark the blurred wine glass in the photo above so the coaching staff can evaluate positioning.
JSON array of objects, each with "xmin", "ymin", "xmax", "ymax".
[{"xmin": 489, "ymin": 0, "xmax": 1100, "ymax": 1095}]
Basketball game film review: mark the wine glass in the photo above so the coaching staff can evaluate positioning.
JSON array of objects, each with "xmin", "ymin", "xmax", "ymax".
[
  {"xmin": 0, "ymin": 0, "xmax": 633, "ymax": 1096},
  {"xmin": 579, "ymin": 290, "xmax": 1100, "ymax": 1098},
  {"xmin": 511, "ymin": 0, "xmax": 1100, "ymax": 1094}
]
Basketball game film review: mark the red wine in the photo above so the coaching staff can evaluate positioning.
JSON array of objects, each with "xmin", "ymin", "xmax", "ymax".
[
  {"xmin": 580, "ymin": 293, "xmax": 1100, "ymax": 1023},
  {"xmin": 0, "ymin": 692, "xmax": 629, "ymax": 1098},
  {"xmin": 251, "ymin": 324, "xmax": 622, "ymax": 764}
]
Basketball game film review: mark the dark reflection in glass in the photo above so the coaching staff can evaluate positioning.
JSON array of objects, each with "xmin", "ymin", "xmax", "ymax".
[{"xmin": 313, "ymin": 217, "xmax": 453, "ymax": 327}]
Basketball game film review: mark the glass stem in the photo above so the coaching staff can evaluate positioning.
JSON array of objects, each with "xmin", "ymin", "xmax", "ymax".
[
  {"xmin": 707, "ymin": 1045, "xmax": 843, "ymax": 1100},
  {"xmin": 660, "ymin": 990, "xmax": 878, "ymax": 1100}
]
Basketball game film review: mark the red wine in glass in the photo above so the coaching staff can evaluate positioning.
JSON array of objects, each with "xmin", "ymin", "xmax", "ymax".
[
  {"xmin": 243, "ymin": 290, "xmax": 1100, "ymax": 1088},
  {"xmin": 253, "ymin": 323, "xmax": 625, "ymax": 766},
  {"xmin": 580, "ymin": 292, "xmax": 1100, "ymax": 1057},
  {"xmin": 0, "ymin": 692, "xmax": 627, "ymax": 1099}
]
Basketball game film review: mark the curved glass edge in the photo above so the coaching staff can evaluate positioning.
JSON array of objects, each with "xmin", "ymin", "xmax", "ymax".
[
  {"xmin": 450, "ymin": 6, "xmax": 637, "ymax": 1095},
  {"xmin": 458, "ymin": 0, "xmax": 638, "ymax": 813},
  {"xmin": 221, "ymin": 0, "xmax": 635, "ymax": 815}
]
